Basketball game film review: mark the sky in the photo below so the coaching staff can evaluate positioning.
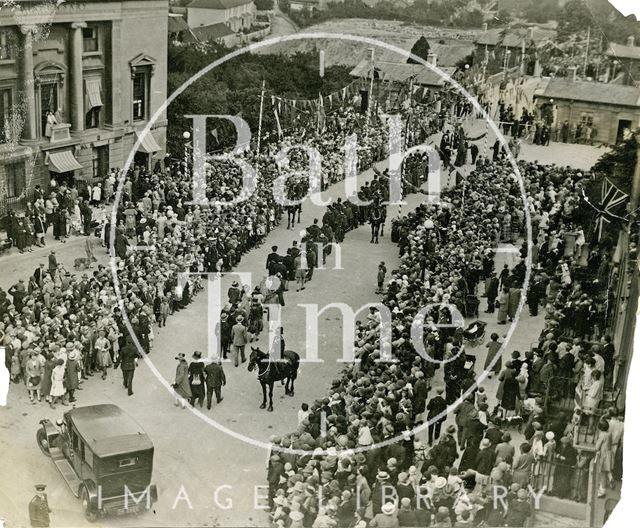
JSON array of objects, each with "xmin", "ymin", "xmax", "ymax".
[{"xmin": 608, "ymin": 0, "xmax": 640, "ymax": 18}]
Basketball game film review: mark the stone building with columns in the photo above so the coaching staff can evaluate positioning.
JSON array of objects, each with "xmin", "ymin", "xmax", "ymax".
[{"xmin": 0, "ymin": 0, "xmax": 168, "ymax": 212}]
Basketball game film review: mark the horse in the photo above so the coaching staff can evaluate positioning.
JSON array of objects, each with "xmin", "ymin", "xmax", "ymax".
[
  {"xmin": 368, "ymin": 203, "xmax": 386, "ymax": 244},
  {"xmin": 248, "ymin": 347, "xmax": 300, "ymax": 412}
]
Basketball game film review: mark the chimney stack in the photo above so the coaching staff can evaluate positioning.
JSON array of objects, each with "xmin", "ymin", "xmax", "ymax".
[
  {"xmin": 528, "ymin": 27, "xmax": 535, "ymax": 39},
  {"xmin": 568, "ymin": 65, "xmax": 578, "ymax": 81},
  {"xmin": 482, "ymin": 22, "xmax": 488, "ymax": 32},
  {"xmin": 627, "ymin": 35, "xmax": 635, "ymax": 47},
  {"xmin": 427, "ymin": 52, "xmax": 437, "ymax": 66}
]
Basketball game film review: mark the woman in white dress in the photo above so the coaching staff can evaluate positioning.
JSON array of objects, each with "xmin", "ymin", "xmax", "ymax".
[
  {"xmin": 71, "ymin": 201, "xmax": 82, "ymax": 236},
  {"xmin": 50, "ymin": 358, "xmax": 67, "ymax": 406},
  {"xmin": 92, "ymin": 183, "xmax": 102, "ymax": 205}
]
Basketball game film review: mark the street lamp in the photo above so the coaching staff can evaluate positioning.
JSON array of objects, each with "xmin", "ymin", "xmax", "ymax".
[{"xmin": 182, "ymin": 131, "xmax": 191, "ymax": 174}]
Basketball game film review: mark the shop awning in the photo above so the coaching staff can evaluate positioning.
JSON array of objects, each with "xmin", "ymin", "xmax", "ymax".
[
  {"xmin": 85, "ymin": 78, "xmax": 103, "ymax": 109},
  {"xmin": 136, "ymin": 130, "xmax": 162, "ymax": 153},
  {"xmin": 47, "ymin": 149, "xmax": 82, "ymax": 173}
]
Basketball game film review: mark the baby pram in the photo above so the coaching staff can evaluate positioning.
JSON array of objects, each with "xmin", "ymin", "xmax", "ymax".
[{"xmin": 463, "ymin": 320, "xmax": 486, "ymax": 348}]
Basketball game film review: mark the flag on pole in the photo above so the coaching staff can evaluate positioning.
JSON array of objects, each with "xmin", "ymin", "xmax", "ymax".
[
  {"xmin": 317, "ymin": 93, "xmax": 326, "ymax": 132},
  {"xmin": 273, "ymin": 107, "xmax": 283, "ymax": 138},
  {"xmin": 586, "ymin": 177, "xmax": 630, "ymax": 240}
]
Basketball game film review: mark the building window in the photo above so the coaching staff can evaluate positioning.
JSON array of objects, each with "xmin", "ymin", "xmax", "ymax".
[
  {"xmin": 93, "ymin": 145, "xmax": 109, "ymax": 179},
  {"xmin": 82, "ymin": 27, "xmax": 99, "ymax": 53},
  {"xmin": 0, "ymin": 88, "xmax": 12, "ymax": 143},
  {"xmin": 132, "ymin": 70, "xmax": 149, "ymax": 121},
  {"xmin": 40, "ymin": 82, "xmax": 59, "ymax": 137},
  {"xmin": 0, "ymin": 30, "xmax": 13, "ymax": 60},
  {"xmin": 580, "ymin": 113, "xmax": 594, "ymax": 127},
  {"xmin": 6, "ymin": 162, "xmax": 26, "ymax": 199},
  {"xmin": 83, "ymin": 442, "xmax": 93, "ymax": 468},
  {"xmin": 85, "ymin": 107, "xmax": 100, "ymax": 129}
]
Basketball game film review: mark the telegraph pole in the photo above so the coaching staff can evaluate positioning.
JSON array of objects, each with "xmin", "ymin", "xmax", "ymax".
[
  {"xmin": 582, "ymin": 26, "xmax": 591, "ymax": 77},
  {"xmin": 631, "ymin": 131, "xmax": 640, "ymax": 214},
  {"xmin": 256, "ymin": 80, "xmax": 266, "ymax": 153}
]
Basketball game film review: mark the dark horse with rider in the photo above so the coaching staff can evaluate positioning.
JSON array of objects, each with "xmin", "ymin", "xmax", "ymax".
[{"xmin": 248, "ymin": 347, "xmax": 300, "ymax": 412}]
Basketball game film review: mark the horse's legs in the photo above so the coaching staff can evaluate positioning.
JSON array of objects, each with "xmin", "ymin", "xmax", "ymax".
[
  {"xmin": 370, "ymin": 224, "xmax": 375, "ymax": 243},
  {"xmin": 268, "ymin": 382, "xmax": 274, "ymax": 412},
  {"xmin": 259, "ymin": 381, "xmax": 266, "ymax": 409},
  {"xmin": 289, "ymin": 375, "xmax": 295, "ymax": 397}
]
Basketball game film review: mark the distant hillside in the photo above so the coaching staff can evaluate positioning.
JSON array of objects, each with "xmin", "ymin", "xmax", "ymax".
[{"xmin": 255, "ymin": 18, "xmax": 478, "ymax": 67}]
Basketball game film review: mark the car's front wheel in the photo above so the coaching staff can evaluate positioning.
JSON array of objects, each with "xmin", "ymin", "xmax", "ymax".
[{"xmin": 81, "ymin": 486, "xmax": 97, "ymax": 523}]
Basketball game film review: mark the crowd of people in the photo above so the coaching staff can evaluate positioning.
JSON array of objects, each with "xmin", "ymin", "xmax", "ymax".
[
  {"xmin": 265, "ymin": 146, "xmax": 625, "ymax": 527},
  {"xmin": 0, "ymin": 106, "xmax": 388, "ymax": 409},
  {"xmin": 0, "ymin": 82, "xmax": 627, "ymax": 528}
]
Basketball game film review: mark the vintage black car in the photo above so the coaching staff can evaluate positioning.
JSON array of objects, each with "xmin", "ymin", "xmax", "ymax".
[{"xmin": 36, "ymin": 404, "xmax": 157, "ymax": 521}]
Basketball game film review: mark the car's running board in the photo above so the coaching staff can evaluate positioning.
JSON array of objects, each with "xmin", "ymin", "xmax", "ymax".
[{"xmin": 54, "ymin": 458, "xmax": 82, "ymax": 497}]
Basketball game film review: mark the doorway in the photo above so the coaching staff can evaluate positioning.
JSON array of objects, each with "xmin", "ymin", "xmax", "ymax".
[
  {"xmin": 134, "ymin": 151, "xmax": 149, "ymax": 169},
  {"xmin": 616, "ymin": 119, "xmax": 632, "ymax": 144},
  {"xmin": 93, "ymin": 145, "xmax": 109, "ymax": 180}
]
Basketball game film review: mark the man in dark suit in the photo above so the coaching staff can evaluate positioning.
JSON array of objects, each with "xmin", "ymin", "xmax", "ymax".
[
  {"xmin": 265, "ymin": 246, "xmax": 280, "ymax": 276},
  {"xmin": 48, "ymin": 251, "xmax": 58, "ymax": 275},
  {"xmin": 426, "ymin": 387, "xmax": 447, "ymax": 445},
  {"xmin": 120, "ymin": 339, "xmax": 138, "ymax": 396},
  {"xmin": 485, "ymin": 272, "xmax": 499, "ymax": 313},
  {"xmin": 33, "ymin": 264, "xmax": 47, "ymax": 287},
  {"xmin": 205, "ymin": 359, "xmax": 226, "ymax": 409}
]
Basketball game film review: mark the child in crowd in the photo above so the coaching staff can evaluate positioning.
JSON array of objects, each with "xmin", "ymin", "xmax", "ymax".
[
  {"xmin": 476, "ymin": 386, "xmax": 487, "ymax": 407},
  {"xmin": 376, "ymin": 261, "xmax": 387, "ymax": 294},
  {"xmin": 298, "ymin": 402, "xmax": 309, "ymax": 425}
]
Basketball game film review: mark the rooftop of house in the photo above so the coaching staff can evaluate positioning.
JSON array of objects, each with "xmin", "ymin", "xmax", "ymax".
[
  {"xmin": 606, "ymin": 42, "xmax": 640, "ymax": 61},
  {"xmin": 350, "ymin": 59, "xmax": 455, "ymax": 87},
  {"xmin": 188, "ymin": 0, "xmax": 253, "ymax": 10},
  {"xmin": 535, "ymin": 78, "xmax": 640, "ymax": 107},
  {"xmin": 168, "ymin": 14, "xmax": 191, "ymax": 32},
  {"xmin": 475, "ymin": 27, "xmax": 557, "ymax": 48},
  {"xmin": 190, "ymin": 21, "xmax": 235, "ymax": 40}
]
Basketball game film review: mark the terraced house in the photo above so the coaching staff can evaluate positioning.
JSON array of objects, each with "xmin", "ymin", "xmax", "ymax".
[{"xmin": 0, "ymin": 0, "xmax": 168, "ymax": 214}]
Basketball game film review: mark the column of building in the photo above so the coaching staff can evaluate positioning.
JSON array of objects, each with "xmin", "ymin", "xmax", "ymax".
[
  {"xmin": 19, "ymin": 25, "xmax": 37, "ymax": 140},
  {"xmin": 69, "ymin": 21, "xmax": 86, "ymax": 134}
]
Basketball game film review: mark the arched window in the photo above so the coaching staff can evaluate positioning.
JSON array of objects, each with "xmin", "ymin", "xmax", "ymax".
[{"xmin": 34, "ymin": 62, "xmax": 66, "ymax": 137}]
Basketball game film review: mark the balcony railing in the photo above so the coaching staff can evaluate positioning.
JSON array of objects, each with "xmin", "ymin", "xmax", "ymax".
[{"xmin": 49, "ymin": 123, "xmax": 72, "ymax": 143}]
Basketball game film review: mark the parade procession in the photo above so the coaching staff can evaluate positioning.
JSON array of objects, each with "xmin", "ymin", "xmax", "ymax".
[{"xmin": 0, "ymin": 0, "xmax": 639, "ymax": 527}]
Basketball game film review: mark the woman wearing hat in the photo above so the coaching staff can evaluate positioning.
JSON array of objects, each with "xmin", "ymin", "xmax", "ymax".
[
  {"xmin": 94, "ymin": 329, "xmax": 112, "ymax": 380},
  {"xmin": 188, "ymin": 351, "xmax": 205, "ymax": 408},
  {"xmin": 172, "ymin": 353, "xmax": 191, "ymax": 409},
  {"xmin": 25, "ymin": 350, "xmax": 44, "ymax": 403},
  {"xmin": 50, "ymin": 358, "xmax": 67, "ymax": 406}
]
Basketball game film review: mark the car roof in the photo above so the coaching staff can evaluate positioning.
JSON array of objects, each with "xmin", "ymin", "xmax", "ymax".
[{"xmin": 66, "ymin": 404, "xmax": 153, "ymax": 457}]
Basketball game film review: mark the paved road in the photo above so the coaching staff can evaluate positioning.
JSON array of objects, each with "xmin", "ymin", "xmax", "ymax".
[
  {"xmin": 269, "ymin": 5, "xmax": 298, "ymax": 39},
  {"xmin": 0, "ymin": 137, "xmax": 599, "ymax": 527}
]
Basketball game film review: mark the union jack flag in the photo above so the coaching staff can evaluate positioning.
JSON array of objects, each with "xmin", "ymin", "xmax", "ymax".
[{"xmin": 595, "ymin": 178, "xmax": 629, "ymax": 240}]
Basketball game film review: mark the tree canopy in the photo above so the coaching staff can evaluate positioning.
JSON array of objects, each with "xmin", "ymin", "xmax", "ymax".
[
  {"xmin": 593, "ymin": 130, "xmax": 638, "ymax": 194},
  {"xmin": 166, "ymin": 42, "xmax": 353, "ymax": 156},
  {"xmin": 407, "ymin": 37, "xmax": 431, "ymax": 64}
]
